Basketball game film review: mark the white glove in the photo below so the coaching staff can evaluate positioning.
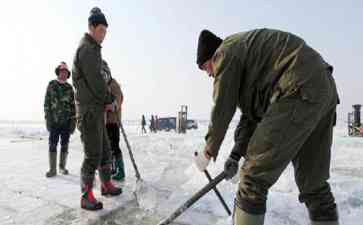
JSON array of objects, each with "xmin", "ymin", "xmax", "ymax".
[
  {"xmin": 111, "ymin": 101, "xmax": 118, "ymax": 112},
  {"xmin": 193, "ymin": 151, "xmax": 210, "ymax": 172}
]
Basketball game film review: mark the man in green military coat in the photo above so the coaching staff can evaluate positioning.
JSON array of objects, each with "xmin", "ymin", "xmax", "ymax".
[
  {"xmin": 193, "ymin": 29, "xmax": 339, "ymax": 225},
  {"xmin": 72, "ymin": 7, "xmax": 121, "ymax": 211}
]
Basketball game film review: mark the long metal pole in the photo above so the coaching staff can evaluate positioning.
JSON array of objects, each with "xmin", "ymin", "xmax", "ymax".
[
  {"xmin": 120, "ymin": 122, "xmax": 141, "ymax": 180},
  {"xmin": 204, "ymin": 170, "xmax": 231, "ymax": 216},
  {"xmin": 157, "ymin": 171, "xmax": 227, "ymax": 225}
]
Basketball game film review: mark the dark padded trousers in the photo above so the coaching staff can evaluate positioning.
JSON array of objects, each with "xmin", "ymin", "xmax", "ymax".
[
  {"xmin": 236, "ymin": 68, "xmax": 339, "ymax": 222},
  {"xmin": 106, "ymin": 123, "xmax": 122, "ymax": 159},
  {"xmin": 78, "ymin": 106, "xmax": 112, "ymax": 185},
  {"xmin": 48, "ymin": 125, "xmax": 71, "ymax": 151}
]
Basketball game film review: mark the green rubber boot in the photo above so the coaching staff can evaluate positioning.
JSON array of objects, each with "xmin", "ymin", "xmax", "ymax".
[
  {"xmin": 99, "ymin": 165, "xmax": 122, "ymax": 196},
  {"xmin": 112, "ymin": 159, "xmax": 125, "ymax": 181},
  {"xmin": 59, "ymin": 146, "xmax": 69, "ymax": 175},
  {"xmin": 46, "ymin": 150, "xmax": 57, "ymax": 178},
  {"xmin": 234, "ymin": 206, "xmax": 265, "ymax": 225}
]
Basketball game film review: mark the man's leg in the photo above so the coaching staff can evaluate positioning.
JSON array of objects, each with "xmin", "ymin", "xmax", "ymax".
[
  {"xmin": 292, "ymin": 107, "xmax": 339, "ymax": 224},
  {"xmin": 59, "ymin": 126, "xmax": 71, "ymax": 175},
  {"xmin": 235, "ymin": 72, "xmax": 336, "ymax": 224},
  {"xmin": 80, "ymin": 108, "xmax": 104, "ymax": 210},
  {"xmin": 99, "ymin": 122, "xmax": 122, "ymax": 196},
  {"xmin": 46, "ymin": 127, "xmax": 59, "ymax": 177},
  {"xmin": 106, "ymin": 124, "xmax": 116, "ymax": 174},
  {"xmin": 109, "ymin": 124, "xmax": 125, "ymax": 181}
]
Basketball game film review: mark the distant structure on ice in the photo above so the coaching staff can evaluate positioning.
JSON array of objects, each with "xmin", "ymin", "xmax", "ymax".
[{"xmin": 347, "ymin": 104, "xmax": 363, "ymax": 137}]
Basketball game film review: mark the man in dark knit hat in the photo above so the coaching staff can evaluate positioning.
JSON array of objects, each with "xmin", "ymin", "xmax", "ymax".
[
  {"xmin": 193, "ymin": 29, "xmax": 340, "ymax": 225},
  {"xmin": 72, "ymin": 7, "xmax": 122, "ymax": 211}
]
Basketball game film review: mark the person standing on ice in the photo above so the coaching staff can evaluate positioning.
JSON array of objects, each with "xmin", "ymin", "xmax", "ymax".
[
  {"xmin": 44, "ymin": 62, "xmax": 76, "ymax": 178},
  {"xmin": 150, "ymin": 115, "xmax": 156, "ymax": 132},
  {"xmin": 193, "ymin": 29, "xmax": 340, "ymax": 225},
  {"xmin": 141, "ymin": 115, "xmax": 147, "ymax": 134},
  {"xmin": 72, "ymin": 7, "xmax": 122, "ymax": 211},
  {"xmin": 102, "ymin": 60, "xmax": 126, "ymax": 182}
]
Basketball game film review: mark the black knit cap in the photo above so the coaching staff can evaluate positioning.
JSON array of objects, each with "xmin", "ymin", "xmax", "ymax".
[
  {"xmin": 196, "ymin": 29, "xmax": 222, "ymax": 68},
  {"xmin": 88, "ymin": 7, "xmax": 108, "ymax": 27}
]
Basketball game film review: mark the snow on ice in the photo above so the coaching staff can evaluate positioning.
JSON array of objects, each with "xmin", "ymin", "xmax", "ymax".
[{"xmin": 0, "ymin": 121, "xmax": 362, "ymax": 225}]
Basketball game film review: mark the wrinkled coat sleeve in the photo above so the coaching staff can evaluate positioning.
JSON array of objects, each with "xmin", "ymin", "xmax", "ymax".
[
  {"xmin": 230, "ymin": 114, "xmax": 257, "ymax": 161},
  {"xmin": 69, "ymin": 86, "xmax": 76, "ymax": 124},
  {"xmin": 205, "ymin": 50, "xmax": 242, "ymax": 160},
  {"xmin": 78, "ymin": 47, "xmax": 112, "ymax": 105},
  {"xmin": 112, "ymin": 81, "xmax": 123, "ymax": 111},
  {"xmin": 44, "ymin": 82, "xmax": 52, "ymax": 123}
]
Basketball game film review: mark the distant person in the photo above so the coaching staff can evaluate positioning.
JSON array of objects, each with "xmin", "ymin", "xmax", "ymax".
[
  {"xmin": 103, "ymin": 60, "xmax": 126, "ymax": 182},
  {"xmin": 141, "ymin": 115, "xmax": 147, "ymax": 134},
  {"xmin": 193, "ymin": 29, "xmax": 339, "ymax": 225},
  {"xmin": 44, "ymin": 62, "xmax": 76, "ymax": 178},
  {"xmin": 150, "ymin": 115, "xmax": 156, "ymax": 133},
  {"xmin": 72, "ymin": 7, "xmax": 121, "ymax": 211},
  {"xmin": 155, "ymin": 115, "xmax": 159, "ymax": 131}
]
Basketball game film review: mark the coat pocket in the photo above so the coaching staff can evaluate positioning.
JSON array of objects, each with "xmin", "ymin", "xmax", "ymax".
[{"xmin": 290, "ymin": 86, "xmax": 322, "ymax": 125}]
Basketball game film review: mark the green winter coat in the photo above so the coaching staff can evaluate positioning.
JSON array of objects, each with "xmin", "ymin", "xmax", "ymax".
[
  {"xmin": 205, "ymin": 28, "xmax": 334, "ymax": 160},
  {"xmin": 44, "ymin": 80, "xmax": 76, "ymax": 128},
  {"xmin": 72, "ymin": 33, "xmax": 112, "ymax": 109}
]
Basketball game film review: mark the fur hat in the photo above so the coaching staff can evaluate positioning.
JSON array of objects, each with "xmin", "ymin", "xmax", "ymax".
[
  {"xmin": 55, "ymin": 61, "xmax": 70, "ymax": 78},
  {"xmin": 196, "ymin": 29, "xmax": 222, "ymax": 69}
]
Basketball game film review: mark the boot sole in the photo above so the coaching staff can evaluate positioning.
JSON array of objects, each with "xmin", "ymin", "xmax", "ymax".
[
  {"xmin": 46, "ymin": 173, "xmax": 57, "ymax": 178},
  {"xmin": 101, "ymin": 190, "xmax": 123, "ymax": 196},
  {"xmin": 81, "ymin": 205, "xmax": 103, "ymax": 210}
]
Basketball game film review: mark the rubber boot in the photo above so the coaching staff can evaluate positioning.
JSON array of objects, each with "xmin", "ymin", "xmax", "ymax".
[
  {"xmin": 311, "ymin": 221, "xmax": 339, "ymax": 225},
  {"xmin": 234, "ymin": 206, "xmax": 265, "ymax": 225},
  {"xmin": 46, "ymin": 149, "xmax": 57, "ymax": 178},
  {"xmin": 59, "ymin": 146, "xmax": 69, "ymax": 175},
  {"xmin": 99, "ymin": 165, "xmax": 122, "ymax": 196},
  {"xmin": 81, "ymin": 178, "xmax": 103, "ymax": 211},
  {"xmin": 112, "ymin": 158, "xmax": 125, "ymax": 181}
]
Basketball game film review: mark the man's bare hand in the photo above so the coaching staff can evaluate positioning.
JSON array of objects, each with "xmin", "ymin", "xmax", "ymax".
[{"xmin": 105, "ymin": 104, "xmax": 113, "ymax": 112}]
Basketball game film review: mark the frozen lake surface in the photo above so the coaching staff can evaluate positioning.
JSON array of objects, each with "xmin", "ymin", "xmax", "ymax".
[{"xmin": 0, "ymin": 121, "xmax": 362, "ymax": 225}]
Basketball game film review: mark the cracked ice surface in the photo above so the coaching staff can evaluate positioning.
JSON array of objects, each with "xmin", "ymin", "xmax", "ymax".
[{"xmin": 0, "ymin": 121, "xmax": 362, "ymax": 225}]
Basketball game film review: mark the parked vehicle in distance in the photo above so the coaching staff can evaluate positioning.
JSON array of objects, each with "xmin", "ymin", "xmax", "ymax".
[
  {"xmin": 157, "ymin": 117, "xmax": 176, "ymax": 131},
  {"xmin": 156, "ymin": 117, "xmax": 198, "ymax": 131}
]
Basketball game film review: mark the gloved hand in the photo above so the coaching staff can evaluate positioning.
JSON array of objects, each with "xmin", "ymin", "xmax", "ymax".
[
  {"xmin": 224, "ymin": 157, "xmax": 239, "ymax": 180},
  {"xmin": 193, "ymin": 151, "xmax": 210, "ymax": 172},
  {"xmin": 111, "ymin": 101, "xmax": 118, "ymax": 112}
]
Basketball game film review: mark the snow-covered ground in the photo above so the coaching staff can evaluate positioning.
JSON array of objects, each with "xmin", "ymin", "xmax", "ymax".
[{"xmin": 0, "ymin": 121, "xmax": 362, "ymax": 225}]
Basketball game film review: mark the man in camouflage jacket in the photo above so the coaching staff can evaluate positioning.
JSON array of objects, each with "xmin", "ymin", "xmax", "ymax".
[
  {"xmin": 44, "ymin": 62, "xmax": 76, "ymax": 177},
  {"xmin": 194, "ymin": 29, "xmax": 339, "ymax": 225}
]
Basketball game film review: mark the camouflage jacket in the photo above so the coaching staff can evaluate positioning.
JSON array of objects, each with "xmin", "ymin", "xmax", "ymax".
[
  {"xmin": 72, "ymin": 33, "xmax": 112, "ymax": 110},
  {"xmin": 205, "ymin": 28, "xmax": 333, "ymax": 160},
  {"xmin": 44, "ymin": 80, "xmax": 76, "ymax": 127}
]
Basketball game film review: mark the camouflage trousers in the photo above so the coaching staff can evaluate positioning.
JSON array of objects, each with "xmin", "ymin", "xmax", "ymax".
[
  {"xmin": 77, "ymin": 105, "xmax": 112, "ymax": 186},
  {"xmin": 235, "ymin": 68, "xmax": 339, "ymax": 222}
]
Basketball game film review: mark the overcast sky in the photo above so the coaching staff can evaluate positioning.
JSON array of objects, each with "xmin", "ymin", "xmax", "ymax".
[{"xmin": 0, "ymin": 0, "xmax": 362, "ymax": 122}]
